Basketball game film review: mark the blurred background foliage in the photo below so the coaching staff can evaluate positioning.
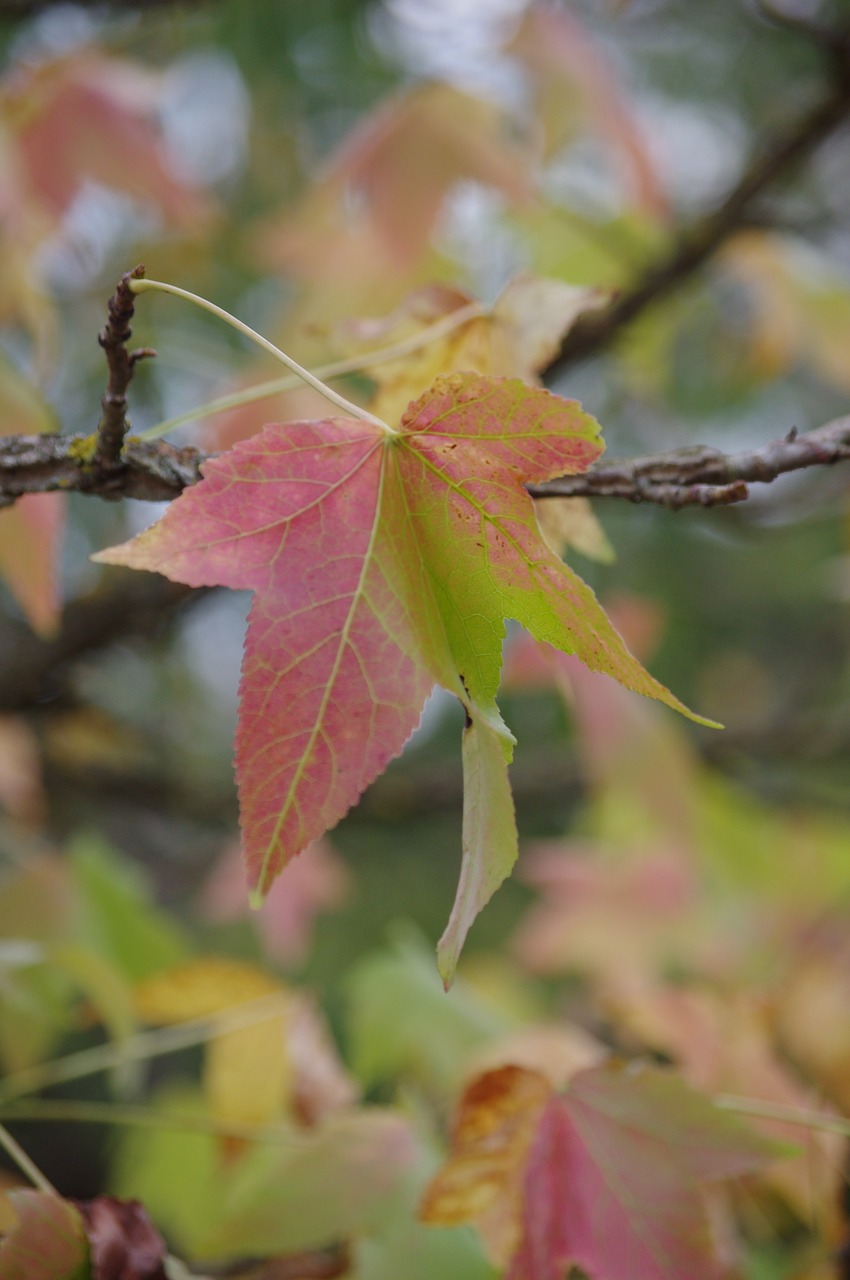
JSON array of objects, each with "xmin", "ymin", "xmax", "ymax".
[{"xmin": 0, "ymin": 1, "xmax": 849, "ymax": 1276}]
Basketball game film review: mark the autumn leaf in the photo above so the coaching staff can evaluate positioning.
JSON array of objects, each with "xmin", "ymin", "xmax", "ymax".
[
  {"xmin": 201, "ymin": 837, "xmax": 351, "ymax": 969},
  {"xmin": 74, "ymin": 1197, "xmax": 167, "ymax": 1280},
  {"xmin": 265, "ymin": 82, "xmax": 532, "ymax": 277},
  {"xmin": 95, "ymin": 372, "xmax": 712, "ymax": 981},
  {"xmin": 333, "ymin": 275, "xmax": 608, "ymax": 426},
  {"xmin": 1, "ymin": 50, "xmax": 207, "ymax": 231},
  {"xmin": 0, "ymin": 1189, "xmax": 89, "ymax": 1280},
  {"xmin": 0, "ymin": 51, "xmax": 209, "ymax": 362},
  {"xmin": 133, "ymin": 957, "xmax": 291, "ymax": 1132},
  {"xmin": 509, "ymin": 6, "xmax": 669, "ymax": 219},
  {"xmin": 0, "ymin": 356, "xmax": 62, "ymax": 635},
  {"xmin": 422, "ymin": 1061, "xmax": 778, "ymax": 1280}
]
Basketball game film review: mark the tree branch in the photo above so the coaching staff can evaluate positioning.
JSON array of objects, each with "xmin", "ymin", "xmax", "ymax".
[
  {"xmin": 0, "ymin": 432, "xmax": 205, "ymax": 508},
  {"xmin": 544, "ymin": 26, "xmax": 850, "ymax": 378},
  {"xmin": 0, "ymin": 575, "xmax": 204, "ymax": 711},
  {"xmin": 2, "ymin": 416, "xmax": 847, "ymax": 513},
  {"xmin": 529, "ymin": 416, "xmax": 850, "ymax": 509}
]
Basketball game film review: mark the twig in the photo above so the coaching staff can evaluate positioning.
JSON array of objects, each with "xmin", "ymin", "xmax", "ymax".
[
  {"xmin": 94, "ymin": 265, "xmax": 155, "ymax": 469},
  {"xmin": 529, "ymin": 416, "xmax": 850, "ymax": 510},
  {"xmin": 4, "ymin": 416, "xmax": 847, "ymax": 513},
  {"xmin": 544, "ymin": 31, "xmax": 850, "ymax": 378},
  {"xmin": 0, "ymin": 574, "xmax": 204, "ymax": 710}
]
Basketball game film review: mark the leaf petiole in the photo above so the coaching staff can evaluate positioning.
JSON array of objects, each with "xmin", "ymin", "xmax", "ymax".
[
  {"xmin": 136, "ymin": 299, "xmax": 485, "ymax": 442},
  {"xmin": 715, "ymin": 1093, "xmax": 850, "ymax": 1140},
  {"xmin": 130, "ymin": 277, "xmax": 394, "ymax": 433}
]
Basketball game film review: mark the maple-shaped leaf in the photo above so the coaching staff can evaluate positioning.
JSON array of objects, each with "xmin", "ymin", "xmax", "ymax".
[
  {"xmin": 266, "ymin": 82, "xmax": 532, "ymax": 275},
  {"xmin": 3, "ymin": 51, "xmax": 206, "ymax": 229},
  {"xmin": 422, "ymin": 1061, "xmax": 778, "ymax": 1280},
  {"xmin": 95, "ymin": 373, "xmax": 712, "ymax": 981},
  {"xmin": 333, "ymin": 277, "xmax": 614, "ymax": 566}
]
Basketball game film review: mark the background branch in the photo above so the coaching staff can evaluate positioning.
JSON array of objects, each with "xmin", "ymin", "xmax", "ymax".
[
  {"xmin": 543, "ymin": 27, "xmax": 850, "ymax": 379},
  {"xmin": 0, "ymin": 575, "xmax": 204, "ymax": 711}
]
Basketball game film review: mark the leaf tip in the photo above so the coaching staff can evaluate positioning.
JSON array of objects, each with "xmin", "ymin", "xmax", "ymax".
[
  {"xmin": 248, "ymin": 885, "xmax": 266, "ymax": 911},
  {"xmin": 436, "ymin": 941, "xmax": 458, "ymax": 992}
]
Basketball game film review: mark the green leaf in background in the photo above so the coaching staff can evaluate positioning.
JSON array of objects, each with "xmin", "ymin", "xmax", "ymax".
[
  {"xmin": 69, "ymin": 835, "xmax": 189, "ymax": 982},
  {"xmin": 346, "ymin": 932, "xmax": 511, "ymax": 1094}
]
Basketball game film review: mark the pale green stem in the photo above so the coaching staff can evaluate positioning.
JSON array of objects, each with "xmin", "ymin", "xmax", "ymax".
[
  {"xmin": 0, "ymin": 991, "xmax": 287, "ymax": 1103},
  {"xmin": 0, "ymin": 1120, "xmax": 58, "ymax": 1196},
  {"xmin": 0, "ymin": 1099, "xmax": 287, "ymax": 1143},
  {"xmin": 130, "ymin": 277, "xmax": 392, "ymax": 433},
  {"xmin": 137, "ymin": 299, "xmax": 485, "ymax": 442},
  {"xmin": 715, "ymin": 1093, "xmax": 850, "ymax": 1140}
]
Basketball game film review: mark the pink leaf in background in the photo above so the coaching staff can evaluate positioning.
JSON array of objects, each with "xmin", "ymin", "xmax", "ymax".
[
  {"xmin": 423, "ymin": 1062, "xmax": 778, "ymax": 1280},
  {"xmin": 0, "ymin": 1190, "xmax": 89, "ymax": 1280}
]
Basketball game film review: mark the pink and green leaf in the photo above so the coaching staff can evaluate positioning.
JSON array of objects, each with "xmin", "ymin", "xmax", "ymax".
[{"xmin": 95, "ymin": 372, "xmax": 712, "ymax": 974}]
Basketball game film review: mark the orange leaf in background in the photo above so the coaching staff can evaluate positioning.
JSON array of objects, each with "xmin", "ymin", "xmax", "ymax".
[
  {"xmin": 423, "ymin": 1062, "xmax": 777, "ymax": 1280},
  {"xmin": 723, "ymin": 229, "xmax": 850, "ymax": 396},
  {"xmin": 286, "ymin": 995, "xmax": 358, "ymax": 1126},
  {"xmin": 421, "ymin": 1064, "xmax": 552, "ymax": 1258},
  {"xmin": 270, "ymin": 83, "xmax": 533, "ymax": 276},
  {"xmin": 0, "ymin": 714, "xmax": 45, "ymax": 825},
  {"xmin": 0, "ymin": 356, "xmax": 61, "ymax": 634},
  {"xmin": 0, "ymin": 49, "xmax": 210, "ymax": 359},
  {"xmin": 0, "ymin": 493, "xmax": 63, "ymax": 638}
]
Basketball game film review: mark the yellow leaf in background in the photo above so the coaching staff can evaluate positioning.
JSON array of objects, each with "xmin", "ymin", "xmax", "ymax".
[
  {"xmin": 206, "ymin": 1019, "xmax": 290, "ymax": 1131},
  {"xmin": 134, "ymin": 957, "xmax": 292, "ymax": 1131},
  {"xmin": 335, "ymin": 273, "xmax": 610, "ymax": 426},
  {"xmin": 133, "ymin": 955, "xmax": 281, "ymax": 1022},
  {"xmin": 489, "ymin": 275, "xmax": 610, "ymax": 382},
  {"xmin": 534, "ymin": 495, "xmax": 615, "ymax": 564},
  {"xmin": 723, "ymin": 229, "xmax": 850, "ymax": 395}
]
